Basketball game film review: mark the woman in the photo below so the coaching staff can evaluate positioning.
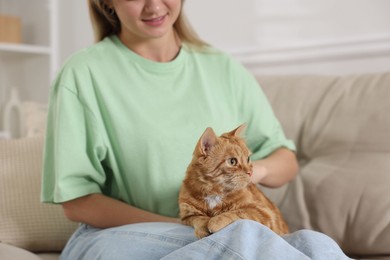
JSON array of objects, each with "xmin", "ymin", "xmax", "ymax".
[{"xmin": 41, "ymin": 0, "xmax": 351, "ymax": 259}]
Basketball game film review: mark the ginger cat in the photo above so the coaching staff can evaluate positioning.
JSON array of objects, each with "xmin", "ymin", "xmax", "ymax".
[{"xmin": 179, "ymin": 125, "xmax": 289, "ymax": 238}]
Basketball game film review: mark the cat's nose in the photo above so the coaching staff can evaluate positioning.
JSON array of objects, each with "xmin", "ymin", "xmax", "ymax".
[{"xmin": 247, "ymin": 171, "xmax": 252, "ymax": 177}]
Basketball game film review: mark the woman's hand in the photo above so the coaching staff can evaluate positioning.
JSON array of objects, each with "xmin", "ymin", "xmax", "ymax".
[
  {"xmin": 251, "ymin": 148, "xmax": 299, "ymax": 188},
  {"xmin": 251, "ymin": 163, "xmax": 268, "ymax": 184}
]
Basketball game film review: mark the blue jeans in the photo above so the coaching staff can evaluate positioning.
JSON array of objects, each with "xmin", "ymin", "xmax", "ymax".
[{"xmin": 61, "ymin": 220, "xmax": 351, "ymax": 260}]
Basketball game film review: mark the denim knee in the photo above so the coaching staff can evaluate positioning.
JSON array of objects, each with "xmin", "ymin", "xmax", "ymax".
[
  {"xmin": 292, "ymin": 229, "xmax": 339, "ymax": 246},
  {"xmin": 228, "ymin": 219, "xmax": 262, "ymax": 230},
  {"xmin": 284, "ymin": 229, "xmax": 350, "ymax": 260}
]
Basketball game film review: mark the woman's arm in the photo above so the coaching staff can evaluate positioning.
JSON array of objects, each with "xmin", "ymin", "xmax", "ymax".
[
  {"xmin": 62, "ymin": 193, "xmax": 180, "ymax": 228},
  {"xmin": 251, "ymin": 148, "xmax": 299, "ymax": 188}
]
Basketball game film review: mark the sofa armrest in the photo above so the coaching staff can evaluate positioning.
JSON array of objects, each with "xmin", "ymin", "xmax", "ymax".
[{"xmin": 0, "ymin": 243, "xmax": 41, "ymax": 260}]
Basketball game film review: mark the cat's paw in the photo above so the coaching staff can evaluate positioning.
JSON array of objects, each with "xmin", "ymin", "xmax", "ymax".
[
  {"xmin": 208, "ymin": 215, "xmax": 235, "ymax": 234},
  {"xmin": 194, "ymin": 226, "xmax": 211, "ymax": 239}
]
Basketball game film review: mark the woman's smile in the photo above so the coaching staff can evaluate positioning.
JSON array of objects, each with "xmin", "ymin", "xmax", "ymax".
[{"xmin": 142, "ymin": 14, "xmax": 167, "ymax": 27}]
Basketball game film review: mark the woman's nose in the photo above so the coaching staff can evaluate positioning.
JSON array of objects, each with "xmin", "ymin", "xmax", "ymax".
[{"xmin": 144, "ymin": 0, "xmax": 162, "ymax": 13}]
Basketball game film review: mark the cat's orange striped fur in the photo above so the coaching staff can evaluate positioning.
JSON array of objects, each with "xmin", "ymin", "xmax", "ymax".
[{"xmin": 179, "ymin": 125, "xmax": 289, "ymax": 238}]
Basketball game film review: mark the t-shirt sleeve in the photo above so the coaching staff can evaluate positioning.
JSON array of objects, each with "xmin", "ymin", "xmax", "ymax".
[
  {"xmin": 41, "ymin": 76, "xmax": 107, "ymax": 204},
  {"xmin": 232, "ymin": 61, "xmax": 296, "ymax": 160}
]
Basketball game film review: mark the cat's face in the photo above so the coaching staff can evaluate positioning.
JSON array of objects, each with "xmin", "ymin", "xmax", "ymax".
[{"xmin": 193, "ymin": 125, "xmax": 253, "ymax": 192}]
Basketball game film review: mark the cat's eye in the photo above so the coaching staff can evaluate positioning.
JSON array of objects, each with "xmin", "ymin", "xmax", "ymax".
[
  {"xmin": 247, "ymin": 156, "xmax": 251, "ymax": 163},
  {"xmin": 227, "ymin": 158, "xmax": 238, "ymax": 166}
]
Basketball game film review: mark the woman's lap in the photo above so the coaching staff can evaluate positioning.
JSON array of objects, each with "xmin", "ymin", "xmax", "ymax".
[
  {"xmin": 61, "ymin": 220, "xmax": 351, "ymax": 260},
  {"xmin": 61, "ymin": 222, "xmax": 197, "ymax": 260}
]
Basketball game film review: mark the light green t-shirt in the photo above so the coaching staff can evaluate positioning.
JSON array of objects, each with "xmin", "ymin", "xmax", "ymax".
[{"xmin": 41, "ymin": 35, "xmax": 295, "ymax": 217}]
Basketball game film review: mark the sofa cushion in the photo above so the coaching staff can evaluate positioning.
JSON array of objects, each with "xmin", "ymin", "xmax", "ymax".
[
  {"xmin": 0, "ymin": 137, "xmax": 78, "ymax": 253},
  {"xmin": 258, "ymin": 72, "xmax": 390, "ymax": 257}
]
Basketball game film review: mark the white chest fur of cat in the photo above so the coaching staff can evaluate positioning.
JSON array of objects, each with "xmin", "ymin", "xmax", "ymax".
[{"xmin": 204, "ymin": 195, "xmax": 223, "ymax": 209}]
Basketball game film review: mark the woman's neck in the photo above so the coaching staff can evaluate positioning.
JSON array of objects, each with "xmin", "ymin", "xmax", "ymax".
[{"xmin": 119, "ymin": 30, "xmax": 181, "ymax": 62}]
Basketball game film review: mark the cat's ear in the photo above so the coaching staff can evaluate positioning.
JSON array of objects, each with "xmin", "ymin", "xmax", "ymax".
[
  {"xmin": 228, "ymin": 124, "xmax": 247, "ymax": 137},
  {"xmin": 197, "ymin": 127, "xmax": 217, "ymax": 156}
]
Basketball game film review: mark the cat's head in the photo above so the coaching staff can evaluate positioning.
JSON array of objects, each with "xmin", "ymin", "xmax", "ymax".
[{"xmin": 191, "ymin": 124, "xmax": 253, "ymax": 193}]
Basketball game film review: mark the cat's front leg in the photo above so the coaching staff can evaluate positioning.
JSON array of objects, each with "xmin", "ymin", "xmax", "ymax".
[
  {"xmin": 208, "ymin": 212, "xmax": 241, "ymax": 234},
  {"xmin": 180, "ymin": 203, "xmax": 211, "ymax": 238},
  {"xmin": 187, "ymin": 216, "xmax": 211, "ymax": 239}
]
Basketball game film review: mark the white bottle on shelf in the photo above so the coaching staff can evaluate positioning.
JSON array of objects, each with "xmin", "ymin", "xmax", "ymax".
[{"xmin": 3, "ymin": 87, "xmax": 25, "ymax": 139}]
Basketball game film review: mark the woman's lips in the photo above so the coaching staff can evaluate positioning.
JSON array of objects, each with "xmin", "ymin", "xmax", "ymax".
[{"xmin": 142, "ymin": 15, "xmax": 166, "ymax": 26}]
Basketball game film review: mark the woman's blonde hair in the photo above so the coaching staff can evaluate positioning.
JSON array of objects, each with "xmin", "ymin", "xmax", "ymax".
[{"xmin": 88, "ymin": 0, "xmax": 208, "ymax": 48}]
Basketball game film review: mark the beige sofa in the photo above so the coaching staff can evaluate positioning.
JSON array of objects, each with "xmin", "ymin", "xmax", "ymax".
[{"xmin": 0, "ymin": 72, "xmax": 389, "ymax": 259}]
